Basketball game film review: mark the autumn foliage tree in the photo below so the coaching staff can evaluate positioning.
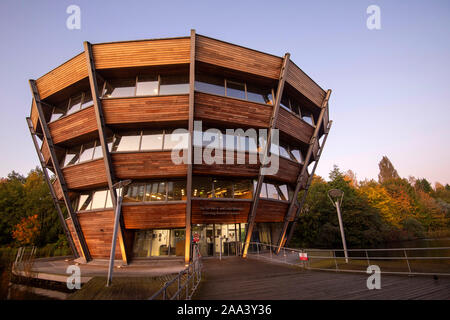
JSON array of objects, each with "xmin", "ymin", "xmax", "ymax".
[{"xmin": 12, "ymin": 214, "xmax": 40, "ymax": 246}]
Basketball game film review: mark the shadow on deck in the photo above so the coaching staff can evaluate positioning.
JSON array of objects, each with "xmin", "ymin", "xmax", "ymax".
[{"xmin": 193, "ymin": 257, "xmax": 450, "ymax": 300}]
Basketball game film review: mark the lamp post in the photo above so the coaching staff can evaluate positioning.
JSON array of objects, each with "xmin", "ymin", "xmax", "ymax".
[
  {"xmin": 327, "ymin": 189, "xmax": 349, "ymax": 263},
  {"xmin": 106, "ymin": 179, "xmax": 132, "ymax": 287}
]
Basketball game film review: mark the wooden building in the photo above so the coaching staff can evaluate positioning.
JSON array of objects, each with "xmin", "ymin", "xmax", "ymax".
[{"xmin": 26, "ymin": 30, "xmax": 332, "ymax": 264}]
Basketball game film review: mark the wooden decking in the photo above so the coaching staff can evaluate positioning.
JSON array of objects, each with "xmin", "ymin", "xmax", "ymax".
[{"xmin": 193, "ymin": 257, "xmax": 450, "ymax": 300}]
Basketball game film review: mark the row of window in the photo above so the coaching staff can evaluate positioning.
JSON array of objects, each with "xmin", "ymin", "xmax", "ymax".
[
  {"xmin": 63, "ymin": 140, "xmax": 103, "ymax": 167},
  {"xmin": 50, "ymin": 91, "xmax": 94, "ymax": 122},
  {"xmin": 102, "ymin": 74, "xmax": 189, "ymax": 98},
  {"xmin": 195, "ymin": 74, "xmax": 273, "ymax": 105},
  {"xmin": 281, "ymin": 94, "xmax": 316, "ymax": 126},
  {"xmin": 75, "ymin": 177, "xmax": 291, "ymax": 212}
]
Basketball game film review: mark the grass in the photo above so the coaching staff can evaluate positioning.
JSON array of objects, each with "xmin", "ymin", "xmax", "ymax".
[{"xmin": 68, "ymin": 275, "xmax": 181, "ymax": 300}]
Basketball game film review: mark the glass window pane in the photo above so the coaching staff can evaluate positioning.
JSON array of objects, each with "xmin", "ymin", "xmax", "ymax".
[
  {"xmin": 302, "ymin": 110, "xmax": 314, "ymax": 126},
  {"xmin": 149, "ymin": 182, "xmax": 166, "ymax": 201},
  {"xmin": 79, "ymin": 142, "xmax": 95, "ymax": 163},
  {"xmin": 195, "ymin": 74, "xmax": 224, "ymax": 96},
  {"xmin": 78, "ymin": 193, "xmax": 92, "ymax": 211},
  {"xmin": 247, "ymin": 85, "xmax": 273, "ymax": 104},
  {"xmin": 233, "ymin": 180, "xmax": 253, "ymax": 199},
  {"xmin": 226, "ymin": 80, "xmax": 245, "ymax": 100},
  {"xmin": 50, "ymin": 102, "xmax": 67, "ymax": 122},
  {"xmin": 266, "ymin": 183, "xmax": 279, "ymax": 200},
  {"xmin": 168, "ymin": 180, "xmax": 187, "ymax": 201},
  {"xmin": 136, "ymin": 75, "xmax": 158, "ymax": 96},
  {"xmin": 141, "ymin": 130, "xmax": 163, "ymax": 150},
  {"xmin": 213, "ymin": 179, "xmax": 233, "ymax": 198},
  {"xmin": 124, "ymin": 185, "xmax": 143, "ymax": 202},
  {"xmin": 159, "ymin": 74, "xmax": 189, "ymax": 95},
  {"xmin": 290, "ymin": 148, "xmax": 303, "ymax": 163},
  {"xmin": 103, "ymin": 79, "xmax": 136, "ymax": 98},
  {"xmin": 105, "ymin": 191, "xmax": 113, "ymax": 208},
  {"xmin": 290, "ymin": 99, "xmax": 301, "ymax": 116},
  {"xmin": 259, "ymin": 183, "xmax": 268, "ymax": 198},
  {"xmin": 81, "ymin": 91, "xmax": 94, "ymax": 109},
  {"xmin": 111, "ymin": 131, "xmax": 141, "ymax": 152},
  {"xmin": 66, "ymin": 94, "xmax": 82, "ymax": 115},
  {"xmin": 278, "ymin": 185, "xmax": 289, "ymax": 201},
  {"xmin": 63, "ymin": 146, "xmax": 81, "ymax": 167},
  {"xmin": 279, "ymin": 144, "xmax": 291, "ymax": 159},
  {"xmin": 280, "ymin": 94, "xmax": 290, "ymax": 111},
  {"xmin": 192, "ymin": 177, "xmax": 213, "ymax": 198},
  {"xmin": 92, "ymin": 140, "xmax": 103, "ymax": 160},
  {"xmin": 164, "ymin": 130, "xmax": 189, "ymax": 150},
  {"xmin": 91, "ymin": 190, "xmax": 108, "ymax": 209}
]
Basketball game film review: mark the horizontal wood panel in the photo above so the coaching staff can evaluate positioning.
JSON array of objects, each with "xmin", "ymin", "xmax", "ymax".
[
  {"xmin": 267, "ymin": 157, "xmax": 301, "ymax": 184},
  {"xmin": 122, "ymin": 203, "xmax": 186, "ymax": 229},
  {"xmin": 53, "ymin": 179, "xmax": 63, "ymax": 200},
  {"xmin": 31, "ymin": 100, "xmax": 39, "ymax": 131},
  {"xmin": 195, "ymin": 92, "xmax": 272, "ymax": 128},
  {"xmin": 41, "ymin": 139, "xmax": 51, "ymax": 166},
  {"xmin": 36, "ymin": 53, "xmax": 88, "ymax": 100},
  {"xmin": 286, "ymin": 61, "xmax": 326, "ymax": 108},
  {"xmin": 193, "ymin": 149, "xmax": 259, "ymax": 177},
  {"xmin": 48, "ymin": 106, "xmax": 98, "ymax": 145},
  {"xmin": 255, "ymin": 199, "xmax": 289, "ymax": 223},
  {"xmin": 192, "ymin": 200, "xmax": 250, "ymax": 224},
  {"xmin": 62, "ymin": 159, "xmax": 107, "ymax": 190},
  {"xmin": 103, "ymin": 95, "xmax": 189, "ymax": 125},
  {"xmin": 276, "ymin": 108, "xmax": 314, "ymax": 145},
  {"xmin": 112, "ymin": 152, "xmax": 187, "ymax": 179},
  {"xmin": 66, "ymin": 218, "xmax": 82, "ymax": 257},
  {"xmin": 77, "ymin": 210, "xmax": 122, "ymax": 259},
  {"xmin": 196, "ymin": 35, "xmax": 282, "ymax": 79},
  {"xmin": 92, "ymin": 38, "xmax": 190, "ymax": 69}
]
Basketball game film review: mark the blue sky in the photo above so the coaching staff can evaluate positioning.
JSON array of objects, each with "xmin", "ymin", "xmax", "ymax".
[{"xmin": 0, "ymin": 0, "xmax": 449, "ymax": 185}]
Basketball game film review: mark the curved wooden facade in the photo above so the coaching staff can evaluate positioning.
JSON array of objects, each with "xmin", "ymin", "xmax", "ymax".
[{"xmin": 27, "ymin": 30, "xmax": 332, "ymax": 264}]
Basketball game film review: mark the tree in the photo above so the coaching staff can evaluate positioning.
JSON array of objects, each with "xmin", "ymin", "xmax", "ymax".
[
  {"xmin": 378, "ymin": 156, "xmax": 399, "ymax": 183},
  {"xmin": 12, "ymin": 214, "xmax": 40, "ymax": 245},
  {"xmin": 415, "ymin": 178, "xmax": 432, "ymax": 194}
]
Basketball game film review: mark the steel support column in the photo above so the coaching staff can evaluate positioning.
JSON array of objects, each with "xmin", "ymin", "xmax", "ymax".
[
  {"xmin": 28, "ymin": 80, "xmax": 91, "ymax": 262},
  {"xmin": 275, "ymin": 90, "xmax": 332, "ymax": 254},
  {"xmin": 26, "ymin": 117, "xmax": 78, "ymax": 258},
  {"xmin": 185, "ymin": 29, "xmax": 196, "ymax": 265},
  {"xmin": 84, "ymin": 41, "xmax": 129, "ymax": 265},
  {"xmin": 242, "ymin": 53, "xmax": 290, "ymax": 258}
]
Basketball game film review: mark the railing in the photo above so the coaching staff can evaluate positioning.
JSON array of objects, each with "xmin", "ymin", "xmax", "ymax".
[
  {"xmin": 246, "ymin": 242, "xmax": 450, "ymax": 276},
  {"xmin": 149, "ymin": 244, "xmax": 202, "ymax": 300}
]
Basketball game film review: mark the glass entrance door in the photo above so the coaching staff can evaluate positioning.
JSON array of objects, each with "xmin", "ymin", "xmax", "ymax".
[{"xmin": 133, "ymin": 229, "xmax": 185, "ymax": 258}]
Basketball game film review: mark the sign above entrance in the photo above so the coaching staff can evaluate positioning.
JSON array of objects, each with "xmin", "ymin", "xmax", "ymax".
[{"xmin": 200, "ymin": 207, "xmax": 243, "ymax": 216}]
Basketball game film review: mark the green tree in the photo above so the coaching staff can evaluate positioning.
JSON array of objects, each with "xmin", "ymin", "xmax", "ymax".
[{"xmin": 378, "ymin": 156, "xmax": 399, "ymax": 183}]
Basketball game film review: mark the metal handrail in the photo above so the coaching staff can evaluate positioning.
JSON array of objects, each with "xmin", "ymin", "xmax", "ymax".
[
  {"xmin": 149, "ymin": 244, "xmax": 202, "ymax": 300},
  {"xmin": 245, "ymin": 241, "xmax": 450, "ymax": 276}
]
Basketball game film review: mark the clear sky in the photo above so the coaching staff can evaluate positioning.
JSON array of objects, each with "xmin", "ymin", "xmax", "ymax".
[{"xmin": 0, "ymin": 0, "xmax": 449, "ymax": 185}]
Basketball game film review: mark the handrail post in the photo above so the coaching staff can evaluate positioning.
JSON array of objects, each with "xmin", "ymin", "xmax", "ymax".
[
  {"xmin": 404, "ymin": 249, "xmax": 412, "ymax": 275},
  {"xmin": 333, "ymin": 251, "xmax": 338, "ymax": 271},
  {"xmin": 365, "ymin": 250, "xmax": 370, "ymax": 266}
]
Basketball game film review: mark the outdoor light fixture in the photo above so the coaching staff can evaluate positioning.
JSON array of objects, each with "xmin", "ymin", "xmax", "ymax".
[
  {"xmin": 106, "ymin": 179, "xmax": 132, "ymax": 287},
  {"xmin": 327, "ymin": 189, "xmax": 349, "ymax": 263}
]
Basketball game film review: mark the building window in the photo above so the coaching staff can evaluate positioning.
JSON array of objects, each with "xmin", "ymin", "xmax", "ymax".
[
  {"xmin": 110, "ymin": 130, "xmax": 188, "ymax": 153},
  {"xmin": 122, "ymin": 180, "xmax": 186, "ymax": 203},
  {"xmin": 103, "ymin": 78, "xmax": 136, "ymax": 98},
  {"xmin": 192, "ymin": 177, "xmax": 254, "ymax": 200},
  {"xmin": 225, "ymin": 80, "xmax": 246, "ymax": 100},
  {"xmin": 195, "ymin": 74, "xmax": 225, "ymax": 96},
  {"xmin": 257, "ymin": 182, "xmax": 291, "ymax": 201},
  {"xmin": 136, "ymin": 74, "xmax": 158, "ymax": 96},
  {"xmin": 76, "ymin": 189, "xmax": 112, "ymax": 212},
  {"xmin": 159, "ymin": 74, "xmax": 189, "ymax": 95},
  {"xmin": 62, "ymin": 140, "xmax": 103, "ymax": 168},
  {"xmin": 49, "ymin": 91, "xmax": 95, "ymax": 122}
]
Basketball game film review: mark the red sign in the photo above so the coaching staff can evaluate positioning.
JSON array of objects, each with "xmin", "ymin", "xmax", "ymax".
[{"xmin": 299, "ymin": 253, "xmax": 308, "ymax": 261}]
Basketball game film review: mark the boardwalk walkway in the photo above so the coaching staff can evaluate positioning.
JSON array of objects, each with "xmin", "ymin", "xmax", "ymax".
[{"xmin": 194, "ymin": 257, "xmax": 450, "ymax": 300}]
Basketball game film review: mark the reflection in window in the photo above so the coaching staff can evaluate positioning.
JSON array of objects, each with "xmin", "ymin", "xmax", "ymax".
[
  {"xmin": 78, "ymin": 142, "xmax": 95, "ymax": 163},
  {"xmin": 266, "ymin": 183, "xmax": 278, "ymax": 200},
  {"xmin": 92, "ymin": 141, "xmax": 103, "ymax": 160},
  {"xmin": 91, "ymin": 190, "xmax": 108, "ymax": 210},
  {"xmin": 195, "ymin": 74, "xmax": 225, "ymax": 96},
  {"xmin": 51, "ymin": 103, "xmax": 67, "ymax": 122},
  {"xmin": 277, "ymin": 185, "xmax": 289, "ymax": 201},
  {"xmin": 226, "ymin": 80, "xmax": 246, "ymax": 100},
  {"xmin": 76, "ymin": 189, "xmax": 112, "ymax": 211},
  {"xmin": 290, "ymin": 148, "xmax": 303, "ymax": 163},
  {"xmin": 168, "ymin": 180, "xmax": 187, "ymax": 201},
  {"xmin": 247, "ymin": 85, "xmax": 273, "ymax": 104},
  {"xmin": 103, "ymin": 79, "xmax": 136, "ymax": 98},
  {"xmin": 163, "ymin": 130, "xmax": 189, "ymax": 150},
  {"xmin": 213, "ymin": 179, "xmax": 233, "ymax": 198},
  {"xmin": 140, "ymin": 130, "xmax": 163, "ymax": 151},
  {"xmin": 258, "ymin": 182, "xmax": 290, "ymax": 201},
  {"xmin": 192, "ymin": 177, "xmax": 213, "ymax": 198},
  {"xmin": 159, "ymin": 74, "xmax": 189, "ymax": 95},
  {"xmin": 148, "ymin": 182, "xmax": 166, "ymax": 202},
  {"xmin": 233, "ymin": 180, "xmax": 253, "ymax": 199},
  {"xmin": 66, "ymin": 94, "xmax": 82, "ymax": 115},
  {"xmin": 81, "ymin": 91, "xmax": 94, "ymax": 109},
  {"xmin": 302, "ymin": 110, "xmax": 315, "ymax": 126},
  {"xmin": 136, "ymin": 75, "xmax": 158, "ymax": 96},
  {"xmin": 78, "ymin": 194, "xmax": 93, "ymax": 211},
  {"xmin": 122, "ymin": 180, "xmax": 186, "ymax": 203},
  {"xmin": 112, "ymin": 132, "xmax": 141, "ymax": 152},
  {"xmin": 64, "ymin": 146, "xmax": 81, "ymax": 167}
]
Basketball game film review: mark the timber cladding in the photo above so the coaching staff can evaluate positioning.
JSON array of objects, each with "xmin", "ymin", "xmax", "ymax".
[
  {"xmin": 194, "ymin": 92, "xmax": 272, "ymax": 128},
  {"xmin": 276, "ymin": 108, "xmax": 314, "ymax": 145},
  {"xmin": 62, "ymin": 159, "xmax": 108, "ymax": 190},
  {"xmin": 191, "ymin": 200, "xmax": 251, "ymax": 224},
  {"xmin": 76, "ymin": 210, "xmax": 123, "ymax": 259},
  {"xmin": 102, "ymin": 95, "xmax": 189, "ymax": 125},
  {"xmin": 122, "ymin": 203, "xmax": 186, "ymax": 229},
  {"xmin": 255, "ymin": 199, "xmax": 289, "ymax": 223},
  {"xmin": 36, "ymin": 53, "xmax": 88, "ymax": 100},
  {"xmin": 195, "ymin": 35, "xmax": 282, "ymax": 79},
  {"xmin": 48, "ymin": 106, "xmax": 98, "ymax": 144},
  {"xmin": 91, "ymin": 38, "xmax": 191, "ymax": 69},
  {"xmin": 112, "ymin": 152, "xmax": 187, "ymax": 179}
]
